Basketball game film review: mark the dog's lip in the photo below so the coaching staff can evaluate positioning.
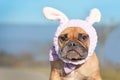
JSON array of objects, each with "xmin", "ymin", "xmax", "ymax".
[
  {"xmin": 70, "ymin": 58, "xmax": 85, "ymax": 61},
  {"xmin": 67, "ymin": 49, "xmax": 84, "ymax": 57},
  {"xmin": 64, "ymin": 50, "xmax": 86, "ymax": 61},
  {"xmin": 67, "ymin": 49, "xmax": 78, "ymax": 53},
  {"xmin": 66, "ymin": 57, "xmax": 85, "ymax": 62},
  {"xmin": 67, "ymin": 49, "xmax": 75, "ymax": 52}
]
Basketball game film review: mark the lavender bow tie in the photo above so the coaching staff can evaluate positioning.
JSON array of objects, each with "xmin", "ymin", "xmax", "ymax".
[{"xmin": 49, "ymin": 46, "xmax": 76, "ymax": 74}]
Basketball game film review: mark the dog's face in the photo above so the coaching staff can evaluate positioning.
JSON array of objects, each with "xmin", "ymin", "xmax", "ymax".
[{"xmin": 58, "ymin": 27, "xmax": 90, "ymax": 62}]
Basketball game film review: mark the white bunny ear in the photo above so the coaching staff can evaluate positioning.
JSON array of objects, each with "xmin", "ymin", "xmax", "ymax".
[
  {"xmin": 43, "ymin": 7, "xmax": 69, "ymax": 23},
  {"xmin": 86, "ymin": 8, "xmax": 101, "ymax": 25}
]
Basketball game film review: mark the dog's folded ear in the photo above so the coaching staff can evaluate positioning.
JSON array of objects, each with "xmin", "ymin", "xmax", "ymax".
[
  {"xmin": 43, "ymin": 7, "xmax": 69, "ymax": 23},
  {"xmin": 86, "ymin": 8, "xmax": 101, "ymax": 25}
]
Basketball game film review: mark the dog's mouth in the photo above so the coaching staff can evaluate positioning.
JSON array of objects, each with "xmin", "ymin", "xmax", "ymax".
[
  {"xmin": 67, "ymin": 50, "xmax": 86, "ymax": 61},
  {"xmin": 60, "ymin": 48, "xmax": 88, "ymax": 62}
]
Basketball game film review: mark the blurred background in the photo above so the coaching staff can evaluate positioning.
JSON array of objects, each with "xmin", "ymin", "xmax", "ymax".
[{"xmin": 0, "ymin": 0, "xmax": 120, "ymax": 80}]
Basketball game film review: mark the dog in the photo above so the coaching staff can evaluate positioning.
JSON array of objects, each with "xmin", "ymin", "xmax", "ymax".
[{"xmin": 43, "ymin": 7, "xmax": 102, "ymax": 80}]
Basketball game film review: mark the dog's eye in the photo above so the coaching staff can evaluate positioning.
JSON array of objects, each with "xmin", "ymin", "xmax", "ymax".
[
  {"xmin": 78, "ymin": 33, "xmax": 89, "ymax": 42},
  {"xmin": 59, "ymin": 34, "xmax": 68, "ymax": 42}
]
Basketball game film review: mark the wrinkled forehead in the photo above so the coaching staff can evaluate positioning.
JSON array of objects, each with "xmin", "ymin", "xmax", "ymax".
[{"xmin": 59, "ymin": 27, "xmax": 88, "ymax": 36}]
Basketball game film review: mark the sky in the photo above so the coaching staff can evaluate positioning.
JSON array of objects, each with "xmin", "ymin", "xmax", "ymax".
[{"xmin": 0, "ymin": 0, "xmax": 120, "ymax": 24}]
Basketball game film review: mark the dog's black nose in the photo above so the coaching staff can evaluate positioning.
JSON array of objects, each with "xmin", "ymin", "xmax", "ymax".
[{"xmin": 68, "ymin": 41, "xmax": 78, "ymax": 48}]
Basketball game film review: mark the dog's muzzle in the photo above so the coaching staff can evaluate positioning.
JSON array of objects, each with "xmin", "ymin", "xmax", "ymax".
[{"xmin": 59, "ymin": 41, "xmax": 88, "ymax": 62}]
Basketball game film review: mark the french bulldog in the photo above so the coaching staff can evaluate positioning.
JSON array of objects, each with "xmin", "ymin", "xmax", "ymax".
[{"xmin": 43, "ymin": 7, "xmax": 102, "ymax": 80}]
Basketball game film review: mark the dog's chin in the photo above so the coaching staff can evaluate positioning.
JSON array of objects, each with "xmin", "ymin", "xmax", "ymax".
[{"xmin": 60, "ymin": 50, "xmax": 87, "ymax": 62}]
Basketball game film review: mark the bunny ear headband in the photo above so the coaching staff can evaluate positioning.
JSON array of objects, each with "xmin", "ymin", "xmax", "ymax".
[{"xmin": 43, "ymin": 7, "xmax": 101, "ymax": 65}]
